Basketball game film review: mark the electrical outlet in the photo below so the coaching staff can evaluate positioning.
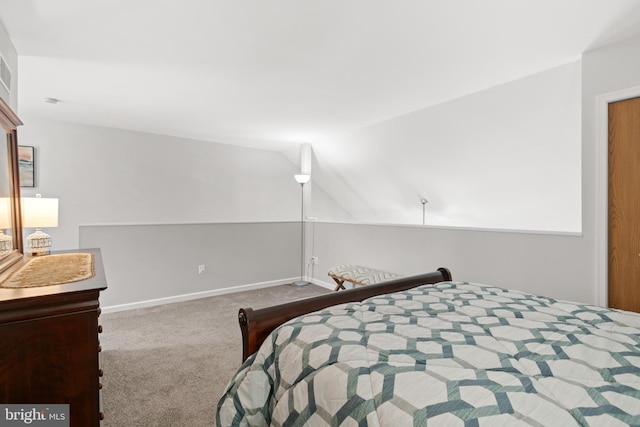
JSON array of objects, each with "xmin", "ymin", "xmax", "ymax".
[
  {"xmin": 198, "ymin": 265, "xmax": 206, "ymax": 275},
  {"xmin": 311, "ymin": 256, "xmax": 318, "ymax": 265}
]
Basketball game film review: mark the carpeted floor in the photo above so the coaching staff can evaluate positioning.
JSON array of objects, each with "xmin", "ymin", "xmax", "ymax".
[{"xmin": 100, "ymin": 283, "xmax": 330, "ymax": 426}]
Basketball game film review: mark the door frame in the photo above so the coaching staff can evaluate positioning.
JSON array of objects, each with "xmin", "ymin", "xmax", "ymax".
[{"xmin": 595, "ymin": 85, "xmax": 640, "ymax": 307}]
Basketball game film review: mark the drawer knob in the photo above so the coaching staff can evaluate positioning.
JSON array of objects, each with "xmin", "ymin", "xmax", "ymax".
[
  {"xmin": 98, "ymin": 325, "xmax": 103, "ymax": 334},
  {"xmin": 98, "ymin": 369, "xmax": 104, "ymax": 377}
]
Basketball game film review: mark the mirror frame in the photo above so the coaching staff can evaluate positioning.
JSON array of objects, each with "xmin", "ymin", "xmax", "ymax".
[{"xmin": 0, "ymin": 96, "xmax": 23, "ymax": 274}]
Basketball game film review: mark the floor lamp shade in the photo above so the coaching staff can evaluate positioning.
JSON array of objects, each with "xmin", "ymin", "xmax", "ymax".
[
  {"xmin": 294, "ymin": 174, "xmax": 310, "ymax": 184},
  {"xmin": 22, "ymin": 195, "xmax": 59, "ymax": 255}
]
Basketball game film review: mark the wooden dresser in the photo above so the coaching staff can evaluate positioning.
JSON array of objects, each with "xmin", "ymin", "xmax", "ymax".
[{"xmin": 0, "ymin": 248, "xmax": 107, "ymax": 427}]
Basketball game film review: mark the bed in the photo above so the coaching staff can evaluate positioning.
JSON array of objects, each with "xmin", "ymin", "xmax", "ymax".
[{"xmin": 217, "ymin": 269, "xmax": 640, "ymax": 426}]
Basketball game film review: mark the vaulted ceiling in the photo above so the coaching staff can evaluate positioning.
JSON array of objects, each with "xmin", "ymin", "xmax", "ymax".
[{"xmin": 1, "ymin": 0, "xmax": 640, "ymax": 151}]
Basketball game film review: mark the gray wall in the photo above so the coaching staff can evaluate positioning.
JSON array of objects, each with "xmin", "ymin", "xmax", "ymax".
[
  {"xmin": 309, "ymin": 222, "xmax": 589, "ymax": 303},
  {"xmin": 80, "ymin": 221, "xmax": 300, "ymax": 310}
]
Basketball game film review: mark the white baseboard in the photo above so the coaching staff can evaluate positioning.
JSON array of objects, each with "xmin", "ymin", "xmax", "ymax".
[{"xmin": 101, "ymin": 277, "xmax": 299, "ymax": 314}]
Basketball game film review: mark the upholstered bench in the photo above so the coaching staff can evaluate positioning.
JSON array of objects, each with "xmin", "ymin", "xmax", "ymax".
[{"xmin": 328, "ymin": 264, "xmax": 402, "ymax": 291}]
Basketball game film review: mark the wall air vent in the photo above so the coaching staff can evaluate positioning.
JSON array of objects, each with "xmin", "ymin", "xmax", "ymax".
[{"xmin": 0, "ymin": 53, "xmax": 12, "ymax": 93}]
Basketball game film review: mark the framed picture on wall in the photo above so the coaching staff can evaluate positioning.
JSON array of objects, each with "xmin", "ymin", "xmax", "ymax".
[{"xmin": 18, "ymin": 145, "xmax": 35, "ymax": 187}]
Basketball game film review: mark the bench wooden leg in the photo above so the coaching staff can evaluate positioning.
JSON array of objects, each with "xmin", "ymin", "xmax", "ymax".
[{"xmin": 332, "ymin": 278, "xmax": 346, "ymax": 291}]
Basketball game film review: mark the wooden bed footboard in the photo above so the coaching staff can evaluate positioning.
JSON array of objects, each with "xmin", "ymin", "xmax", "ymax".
[{"xmin": 238, "ymin": 267, "xmax": 452, "ymax": 361}]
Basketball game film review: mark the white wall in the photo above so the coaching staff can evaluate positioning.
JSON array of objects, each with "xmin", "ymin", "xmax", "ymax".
[
  {"xmin": 305, "ymin": 33, "xmax": 640, "ymax": 306},
  {"xmin": 14, "ymin": 33, "xmax": 640, "ymax": 309},
  {"xmin": 18, "ymin": 118, "xmax": 305, "ymax": 250},
  {"xmin": 281, "ymin": 144, "xmax": 355, "ymax": 222},
  {"xmin": 15, "ymin": 118, "xmax": 317, "ymax": 309},
  {"xmin": 311, "ymin": 61, "xmax": 582, "ymax": 233}
]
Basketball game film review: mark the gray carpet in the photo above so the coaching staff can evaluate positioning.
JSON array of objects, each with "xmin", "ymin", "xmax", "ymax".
[{"xmin": 100, "ymin": 283, "xmax": 330, "ymax": 426}]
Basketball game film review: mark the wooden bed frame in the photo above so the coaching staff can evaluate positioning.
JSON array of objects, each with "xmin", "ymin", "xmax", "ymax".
[{"xmin": 238, "ymin": 267, "xmax": 452, "ymax": 361}]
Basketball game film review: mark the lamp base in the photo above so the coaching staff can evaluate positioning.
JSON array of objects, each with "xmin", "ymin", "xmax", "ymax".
[
  {"xmin": 293, "ymin": 280, "xmax": 310, "ymax": 287},
  {"xmin": 26, "ymin": 229, "xmax": 52, "ymax": 256}
]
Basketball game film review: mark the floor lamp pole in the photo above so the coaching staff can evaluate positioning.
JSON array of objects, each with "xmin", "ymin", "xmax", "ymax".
[{"xmin": 294, "ymin": 176, "xmax": 310, "ymax": 286}]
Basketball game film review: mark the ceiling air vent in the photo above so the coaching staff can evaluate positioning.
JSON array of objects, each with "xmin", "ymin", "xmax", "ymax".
[{"xmin": 0, "ymin": 53, "xmax": 12, "ymax": 93}]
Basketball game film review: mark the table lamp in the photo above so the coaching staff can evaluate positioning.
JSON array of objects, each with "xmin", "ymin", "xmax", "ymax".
[{"xmin": 22, "ymin": 194, "xmax": 58, "ymax": 255}]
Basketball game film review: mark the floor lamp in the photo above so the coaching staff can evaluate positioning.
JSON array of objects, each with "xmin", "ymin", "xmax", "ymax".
[{"xmin": 293, "ymin": 174, "xmax": 310, "ymax": 286}]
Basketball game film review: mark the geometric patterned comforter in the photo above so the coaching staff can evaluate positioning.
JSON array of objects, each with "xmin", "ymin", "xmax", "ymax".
[{"xmin": 216, "ymin": 282, "xmax": 640, "ymax": 426}]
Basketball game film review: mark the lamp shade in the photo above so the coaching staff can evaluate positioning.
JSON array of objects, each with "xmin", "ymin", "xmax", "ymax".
[
  {"xmin": 22, "ymin": 196, "xmax": 58, "ymax": 228},
  {"xmin": 294, "ymin": 174, "xmax": 310, "ymax": 184}
]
